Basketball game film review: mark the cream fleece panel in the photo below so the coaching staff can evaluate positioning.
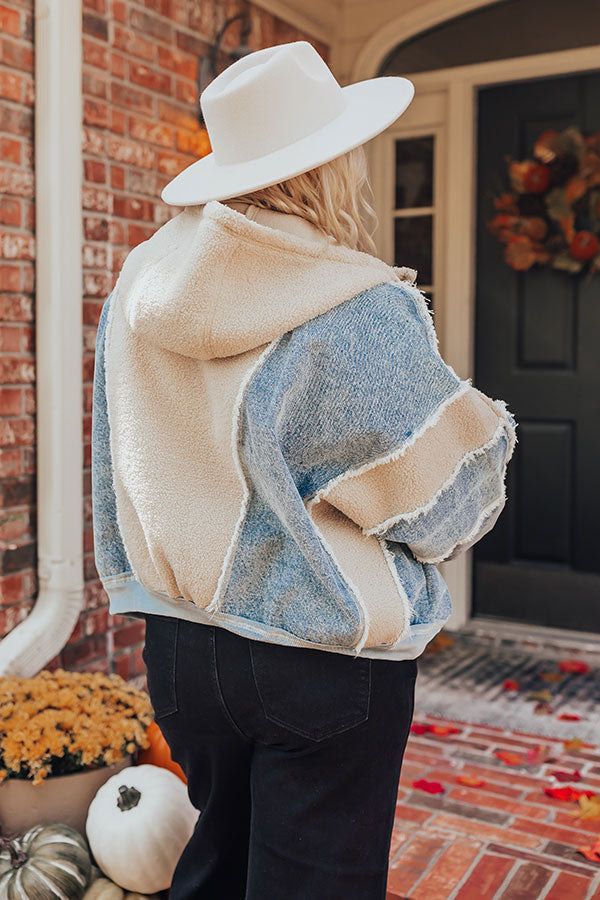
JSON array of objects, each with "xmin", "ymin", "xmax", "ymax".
[
  {"xmin": 309, "ymin": 499, "xmax": 408, "ymax": 648},
  {"xmin": 104, "ymin": 199, "xmax": 408, "ymax": 611},
  {"xmin": 321, "ymin": 387, "xmax": 502, "ymax": 534}
]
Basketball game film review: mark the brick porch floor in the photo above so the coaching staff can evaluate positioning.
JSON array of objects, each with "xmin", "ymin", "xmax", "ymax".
[{"xmin": 387, "ymin": 714, "xmax": 600, "ymax": 899}]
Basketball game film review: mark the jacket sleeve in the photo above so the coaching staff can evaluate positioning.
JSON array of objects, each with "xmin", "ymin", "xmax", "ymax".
[{"xmin": 303, "ymin": 281, "xmax": 517, "ymax": 565}]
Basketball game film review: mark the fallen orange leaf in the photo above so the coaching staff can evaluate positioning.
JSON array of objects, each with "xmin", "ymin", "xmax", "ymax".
[
  {"xmin": 428, "ymin": 725, "xmax": 461, "ymax": 736},
  {"xmin": 495, "ymin": 750, "xmax": 527, "ymax": 766},
  {"xmin": 564, "ymin": 738, "xmax": 595, "ymax": 751},
  {"xmin": 576, "ymin": 842, "xmax": 600, "ymax": 863},
  {"xmin": 540, "ymin": 672, "xmax": 563, "ymax": 682},
  {"xmin": 457, "ymin": 774, "xmax": 487, "ymax": 787}
]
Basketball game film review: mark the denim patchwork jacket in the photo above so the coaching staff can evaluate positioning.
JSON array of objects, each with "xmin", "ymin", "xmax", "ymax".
[{"xmin": 91, "ymin": 199, "xmax": 517, "ymax": 660}]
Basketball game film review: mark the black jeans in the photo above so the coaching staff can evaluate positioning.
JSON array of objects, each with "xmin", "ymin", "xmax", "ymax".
[{"xmin": 141, "ymin": 613, "xmax": 417, "ymax": 900}]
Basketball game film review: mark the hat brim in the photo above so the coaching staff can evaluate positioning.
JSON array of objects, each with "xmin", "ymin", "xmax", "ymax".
[{"xmin": 160, "ymin": 76, "xmax": 415, "ymax": 206}]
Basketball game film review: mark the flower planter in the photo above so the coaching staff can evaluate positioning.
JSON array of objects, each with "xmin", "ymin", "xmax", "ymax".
[{"xmin": 0, "ymin": 755, "xmax": 132, "ymax": 836}]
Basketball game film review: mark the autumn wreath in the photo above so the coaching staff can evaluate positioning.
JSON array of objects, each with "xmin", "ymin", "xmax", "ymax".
[{"xmin": 487, "ymin": 127, "xmax": 600, "ymax": 276}]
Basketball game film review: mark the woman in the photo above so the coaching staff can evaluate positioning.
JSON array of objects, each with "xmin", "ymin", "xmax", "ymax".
[{"xmin": 91, "ymin": 41, "xmax": 516, "ymax": 899}]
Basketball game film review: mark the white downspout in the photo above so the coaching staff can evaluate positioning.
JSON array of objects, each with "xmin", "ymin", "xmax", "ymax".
[{"xmin": 0, "ymin": 0, "xmax": 84, "ymax": 675}]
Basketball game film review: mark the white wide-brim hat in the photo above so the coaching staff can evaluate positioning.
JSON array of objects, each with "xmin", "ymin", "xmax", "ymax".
[{"xmin": 161, "ymin": 41, "xmax": 414, "ymax": 206}]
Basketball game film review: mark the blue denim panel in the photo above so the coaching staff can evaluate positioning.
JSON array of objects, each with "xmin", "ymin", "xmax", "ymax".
[
  {"xmin": 382, "ymin": 541, "xmax": 453, "ymax": 627},
  {"xmin": 220, "ymin": 491, "xmax": 363, "ymax": 647},
  {"xmin": 91, "ymin": 292, "xmax": 134, "ymax": 581},
  {"xmin": 216, "ymin": 282, "xmax": 462, "ymax": 649},
  {"xmin": 382, "ymin": 432, "xmax": 511, "ymax": 561},
  {"xmin": 244, "ymin": 282, "xmax": 464, "ymax": 502}
]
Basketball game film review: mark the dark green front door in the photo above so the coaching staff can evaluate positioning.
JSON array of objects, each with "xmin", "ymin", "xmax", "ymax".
[{"xmin": 473, "ymin": 70, "xmax": 600, "ymax": 632}]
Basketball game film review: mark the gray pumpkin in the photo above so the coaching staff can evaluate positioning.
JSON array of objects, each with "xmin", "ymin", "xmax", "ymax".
[{"xmin": 0, "ymin": 823, "xmax": 91, "ymax": 900}]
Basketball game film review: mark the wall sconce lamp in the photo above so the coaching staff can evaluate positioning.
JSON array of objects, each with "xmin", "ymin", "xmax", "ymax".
[{"xmin": 197, "ymin": 10, "xmax": 253, "ymax": 124}]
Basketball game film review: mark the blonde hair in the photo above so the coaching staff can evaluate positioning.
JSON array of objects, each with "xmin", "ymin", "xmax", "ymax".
[{"xmin": 227, "ymin": 144, "xmax": 379, "ymax": 256}]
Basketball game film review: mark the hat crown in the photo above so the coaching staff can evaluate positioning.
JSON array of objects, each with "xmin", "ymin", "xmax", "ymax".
[{"xmin": 200, "ymin": 41, "xmax": 347, "ymax": 167}]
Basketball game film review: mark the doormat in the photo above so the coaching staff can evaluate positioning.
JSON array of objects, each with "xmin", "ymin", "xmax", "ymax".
[{"xmin": 414, "ymin": 630, "xmax": 600, "ymax": 743}]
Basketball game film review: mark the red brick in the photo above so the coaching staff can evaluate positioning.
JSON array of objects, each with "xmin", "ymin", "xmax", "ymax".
[
  {"xmin": 107, "ymin": 134, "xmax": 155, "ymax": 169},
  {"xmin": 0, "ymin": 5, "xmax": 21, "ymax": 37},
  {"xmin": 0, "ymin": 387, "xmax": 22, "ymax": 415},
  {"xmin": 113, "ymin": 25, "xmax": 156, "ymax": 61},
  {"xmin": 428, "ymin": 813, "xmax": 543, "ymax": 850},
  {"xmin": 85, "ymin": 606, "xmax": 109, "ymax": 636},
  {"xmin": 129, "ymin": 61, "xmax": 171, "ymax": 95},
  {"xmin": 111, "ymin": 81, "xmax": 154, "ymax": 116},
  {"xmin": 84, "ymin": 216, "xmax": 109, "ymax": 241},
  {"xmin": 0, "ymin": 573, "xmax": 23, "ymax": 607},
  {"xmin": 110, "ymin": 107, "xmax": 127, "ymax": 135},
  {"xmin": 83, "ymin": 36, "xmax": 108, "ymax": 69},
  {"xmin": 411, "ymin": 840, "xmax": 482, "ymax": 900},
  {"xmin": 0, "ymin": 70, "xmax": 23, "ymax": 102},
  {"xmin": 511, "ymin": 817, "xmax": 596, "ymax": 848},
  {"xmin": 0, "ymin": 137, "xmax": 21, "ymax": 165},
  {"xmin": 111, "ymin": 52, "xmax": 126, "ymax": 80},
  {"xmin": 130, "ymin": 9, "xmax": 173, "ymax": 42},
  {"xmin": 0, "ymin": 165, "xmax": 34, "ymax": 197},
  {"xmin": 157, "ymin": 44, "xmax": 196, "ymax": 79},
  {"xmin": 157, "ymin": 98, "xmax": 197, "ymax": 130},
  {"xmin": 84, "ymin": 159, "xmax": 106, "ymax": 184},
  {"xmin": 175, "ymin": 78, "xmax": 196, "ymax": 105},
  {"xmin": 455, "ymin": 854, "xmax": 515, "ymax": 899},
  {"xmin": 111, "ymin": 0, "xmax": 127, "ymax": 24},
  {"xmin": 83, "ymin": 271, "xmax": 112, "ymax": 297},
  {"xmin": 129, "ymin": 114, "xmax": 174, "ymax": 148},
  {"xmin": 394, "ymin": 802, "xmax": 433, "ymax": 825},
  {"xmin": 113, "ymin": 620, "xmax": 145, "ymax": 649},
  {"xmin": 387, "ymin": 834, "xmax": 443, "ymax": 896},
  {"xmin": 544, "ymin": 872, "xmax": 593, "ymax": 900},
  {"xmin": 82, "ymin": 12, "xmax": 108, "ymax": 41},
  {"xmin": 84, "ymin": 98, "xmax": 108, "ymax": 128},
  {"xmin": 0, "ymin": 449, "xmax": 21, "ymax": 477},
  {"xmin": 0, "ymin": 36, "xmax": 33, "ymax": 71},
  {"xmin": 499, "ymin": 862, "xmax": 553, "ymax": 899},
  {"xmin": 83, "ymin": 244, "xmax": 108, "ymax": 269},
  {"xmin": 128, "ymin": 223, "xmax": 155, "ymax": 246},
  {"xmin": 0, "ymin": 293, "xmax": 32, "ymax": 321},
  {"xmin": 62, "ymin": 634, "xmax": 107, "ymax": 668},
  {"xmin": 114, "ymin": 653, "xmax": 131, "ymax": 681},
  {"xmin": 110, "ymin": 166, "xmax": 125, "ymax": 190},
  {"xmin": 82, "ymin": 186, "xmax": 111, "ymax": 213},
  {"xmin": 447, "ymin": 786, "xmax": 548, "ymax": 819},
  {"xmin": 82, "ymin": 68, "xmax": 107, "ymax": 99},
  {"xmin": 425, "ymin": 769, "xmax": 524, "ymax": 799},
  {"xmin": 0, "ymin": 601, "xmax": 33, "ymax": 636},
  {"xmin": 0, "ymin": 231, "xmax": 34, "ymax": 259},
  {"xmin": 113, "ymin": 196, "xmax": 155, "ymax": 220},
  {"xmin": 0, "ymin": 198, "xmax": 21, "ymax": 226}
]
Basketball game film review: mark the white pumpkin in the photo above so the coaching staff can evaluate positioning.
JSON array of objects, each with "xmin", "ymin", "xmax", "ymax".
[{"xmin": 85, "ymin": 764, "xmax": 199, "ymax": 893}]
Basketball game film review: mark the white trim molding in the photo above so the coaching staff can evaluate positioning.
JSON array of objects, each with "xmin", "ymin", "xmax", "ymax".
[
  {"xmin": 351, "ymin": 0, "xmax": 503, "ymax": 81},
  {"xmin": 0, "ymin": 0, "xmax": 85, "ymax": 675}
]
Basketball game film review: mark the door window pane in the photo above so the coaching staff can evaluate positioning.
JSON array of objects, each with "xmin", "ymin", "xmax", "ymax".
[
  {"xmin": 394, "ymin": 215, "xmax": 433, "ymax": 286},
  {"xmin": 395, "ymin": 137, "xmax": 434, "ymax": 208}
]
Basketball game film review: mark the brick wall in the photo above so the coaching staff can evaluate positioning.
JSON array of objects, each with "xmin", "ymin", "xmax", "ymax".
[
  {"xmin": 0, "ymin": 0, "xmax": 328, "ymax": 679},
  {"xmin": 0, "ymin": 1, "xmax": 36, "ymax": 643}
]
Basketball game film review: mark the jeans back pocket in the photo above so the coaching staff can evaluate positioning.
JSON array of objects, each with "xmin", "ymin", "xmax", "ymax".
[
  {"xmin": 141, "ymin": 614, "xmax": 179, "ymax": 719},
  {"xmin": 249, "ymin": 639, "xmax": 371, "ymax": 742}
]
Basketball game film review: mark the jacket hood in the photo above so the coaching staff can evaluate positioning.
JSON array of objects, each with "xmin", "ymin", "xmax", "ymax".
[{"xmin": 112, "ymin": 198, "xmax": 416, "ymax": 360}]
